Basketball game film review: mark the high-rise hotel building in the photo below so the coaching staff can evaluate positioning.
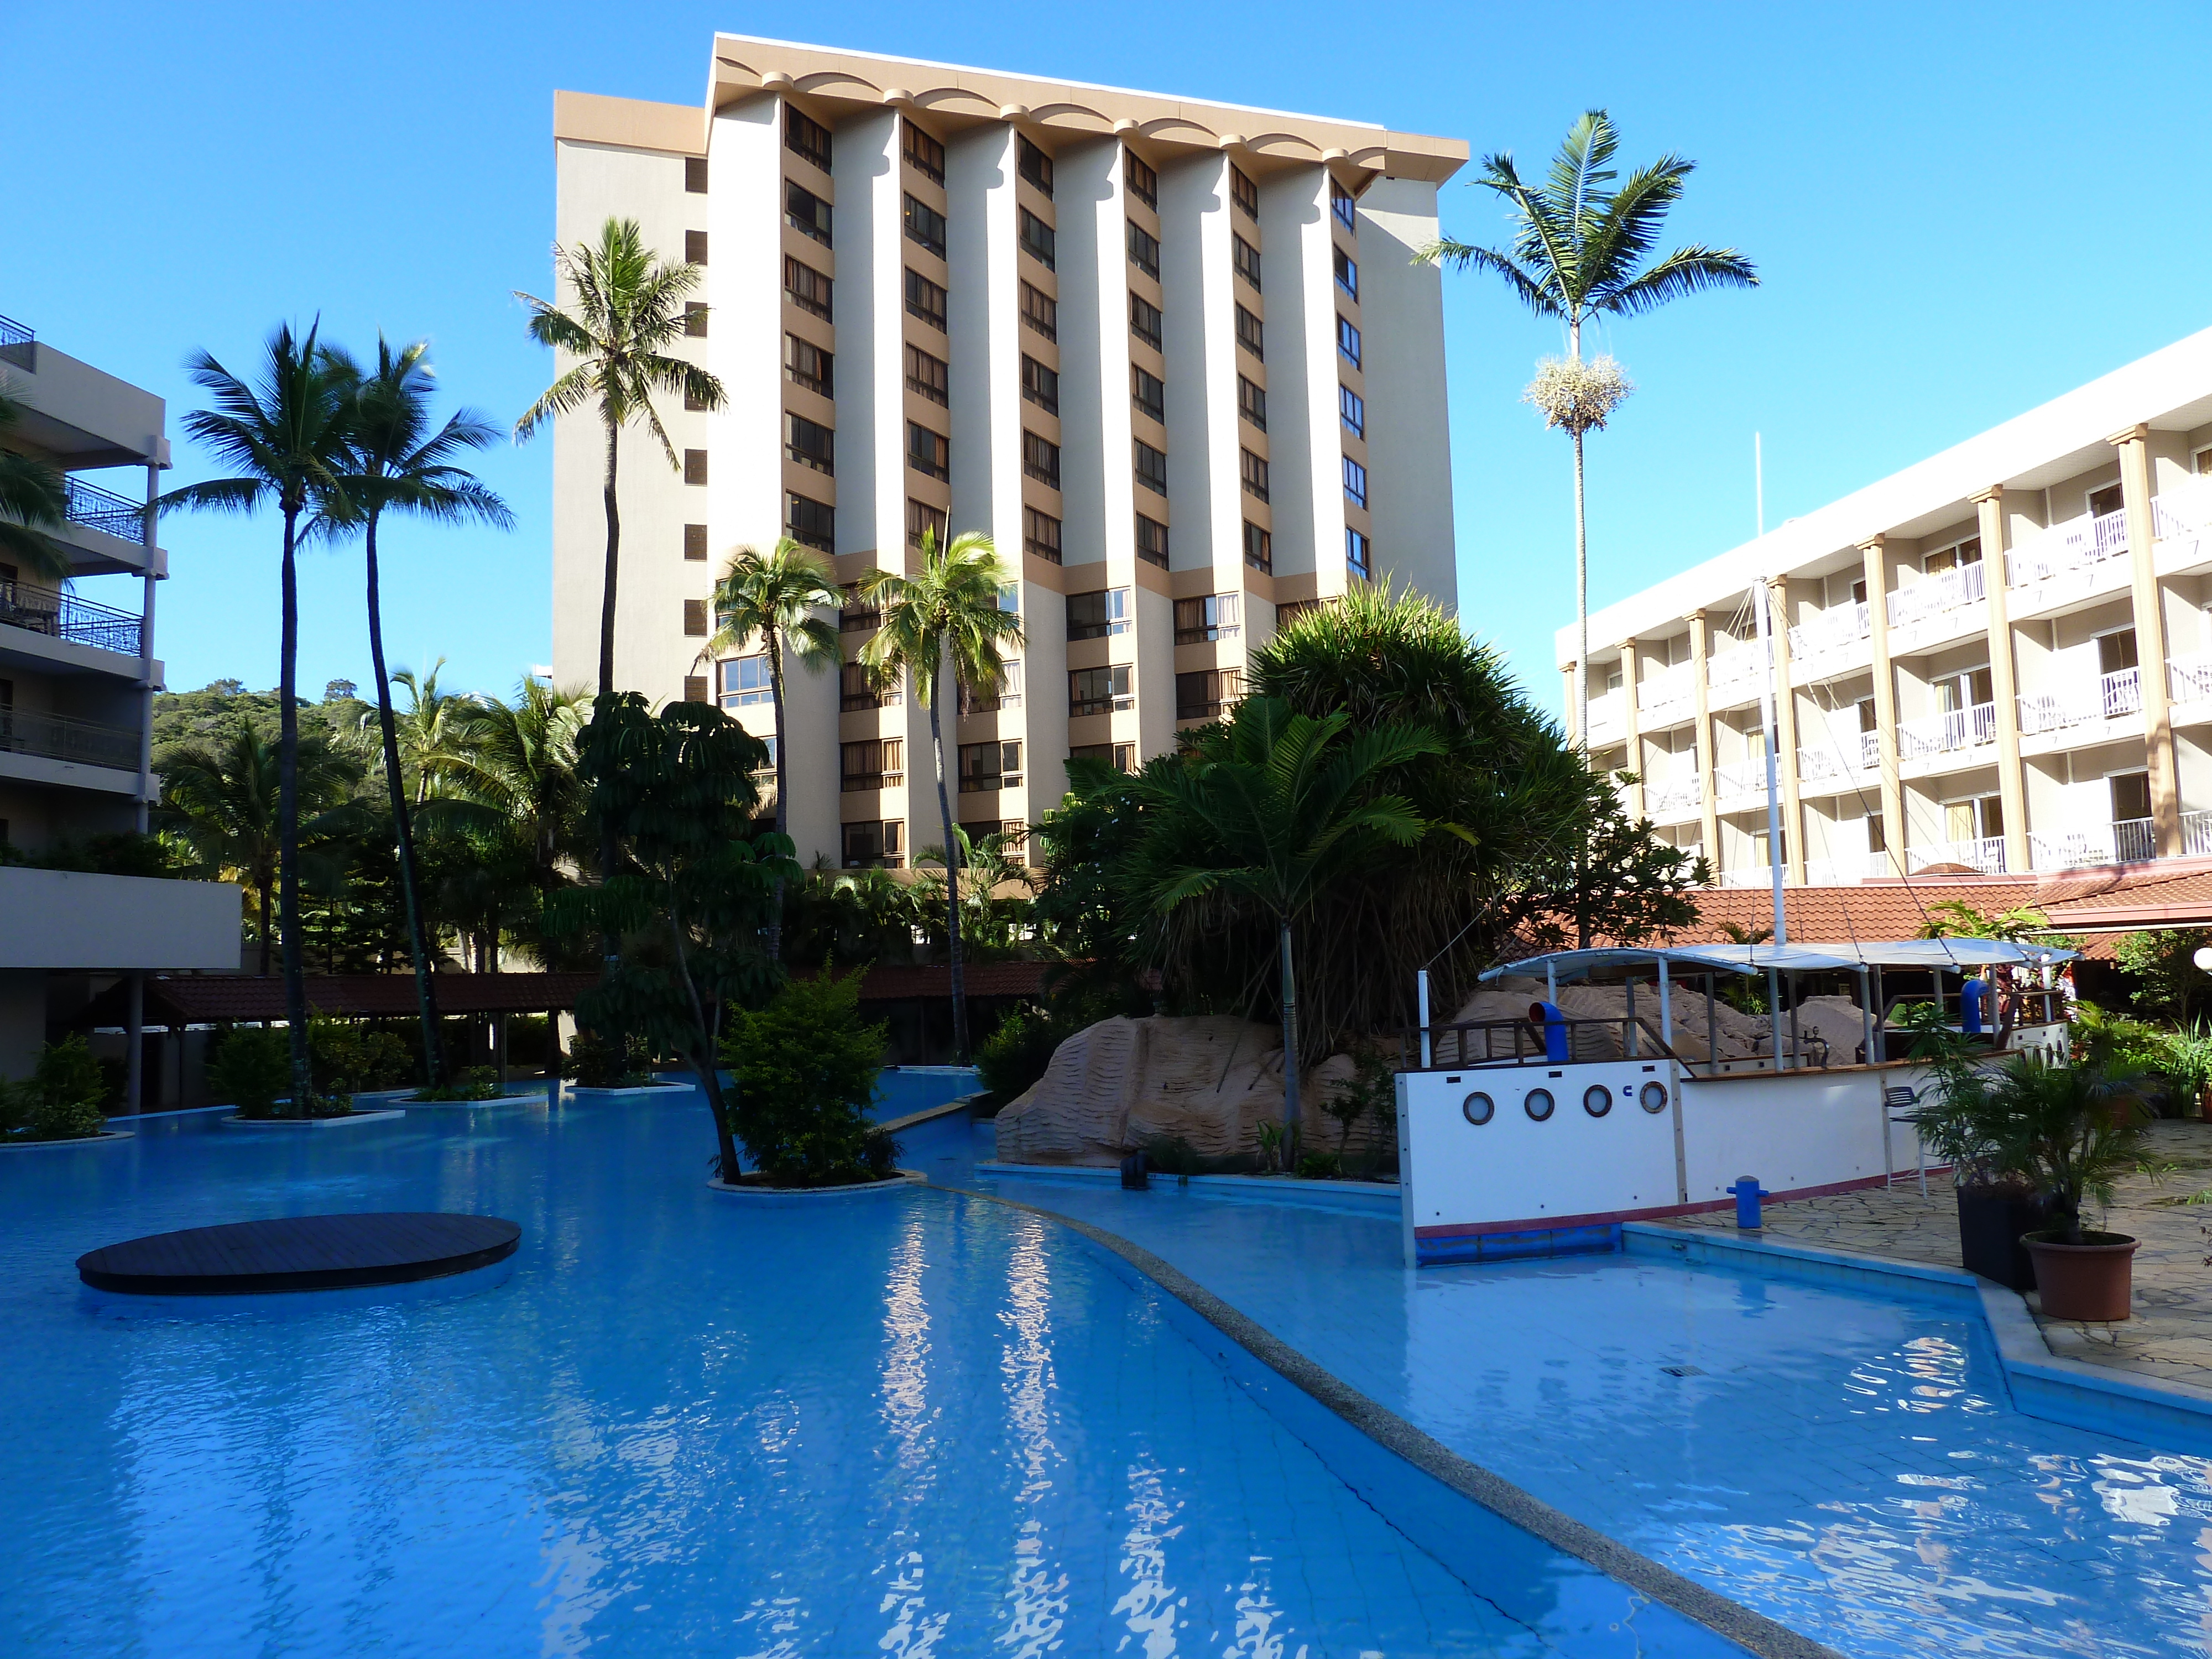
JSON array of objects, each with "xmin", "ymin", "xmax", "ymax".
[{"xmin": 549, "ymin": 37, "xmax": 1463, "ymax": 869}]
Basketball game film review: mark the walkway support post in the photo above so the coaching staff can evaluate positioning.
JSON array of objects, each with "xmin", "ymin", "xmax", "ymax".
[
  {"xmin": 1856, "ymin": 965, "xmax": 1876, "ymax": 1067},
  {"xmin": 1657, "ymin": 958, "xmax": 1672, "ymax": 1058},
  {"xmin": 1417, "ymin": 971, "xmax": 1432, "ymax": 1068},
  {"xmin": 1768, "ymin": 968, "xmax": 1783, "ymax": 1071}
]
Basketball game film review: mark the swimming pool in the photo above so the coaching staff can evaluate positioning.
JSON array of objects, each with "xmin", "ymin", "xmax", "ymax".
[{"xmin": 2, "ymin": 1088, "xmax": 1742, "ymax": 1659}]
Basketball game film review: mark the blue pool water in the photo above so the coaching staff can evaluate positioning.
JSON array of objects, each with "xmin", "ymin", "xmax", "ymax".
[{"xmin": 1, "ymin": 1090, "xmax": 1733, "ymax": 1659}]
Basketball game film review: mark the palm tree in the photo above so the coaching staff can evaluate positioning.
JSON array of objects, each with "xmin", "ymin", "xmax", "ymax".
[
  {"xmin": 858, "ymin": 528, "xmax": 1023, "ymax": 1062},
  {"xmin": 384, "ymin": 663, "xmax": 474, "ymax": 804},
  {"xmin": 1130, "ymin": 698, "xmax": 1441, "ymax": 1156},
  {"xmin": 333, "ymin": 338, "xmax": 514, "ymax": 1087},
  {"xmin": 160, "ymin": 323, "xmax": 357, "ymax": 1108},
  {"xmin": 1420, "ymin": 111, "xmax": 1756, "ymax": 748},
  {"xmin": 445, "ymin": 677, "xmax": 591, "ymax": 879},
  {"xmin": 0, "ymin": 394, "xmax": 73, "ymax": 583},
  {"xmin": 701, "ymin": 536, "xmax": 839, "ymax": 960},
  {"xmin": 163, "ymin": 727, "xmax": 363, "ymax": 975}
]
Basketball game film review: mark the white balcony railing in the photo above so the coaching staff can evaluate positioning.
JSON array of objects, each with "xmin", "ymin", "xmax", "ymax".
[
  {"xmin": 2155, "ymin": 478, "xmax": 2212, "ymax": 547},
  {"xmin": 1706, "ymin": 644, "xmax": 1765, "ymax": 703},
  {"xmin": 1647, "ymin": 773, "xmax": 1703, "ymax": 815},
  {"xmin": 1585, "ymin": 687, "xmax": 1625, "ymax": 736},
  {"xmin": 1637, "ymin": 660, "xmax": 1696, "ymax": 717},
  {"xmin": 2006, "ymin": 508, "xmax": 2130, "ymax": 589},
  {"xmin": 1804, "ymin": 852, "xmax": 1892, "ymax": 885},
  {"xmin": 1787, "ymin": 601, "xmax": 1870, "ymax": 660},
  {"xmin": 1906, "ymin": 837, "xmax": 2007, "ymax": 875},
  {"xmin": 1714, "ymin": 866, "xmax": 1773, "ymax": 889},
  {"xmin": 1897, "ymin": 701, "xmax": 1996, "ymax": 760},
  {"xmin": 1796, "ymin": 730, "xmax": 1880, "ymax": 784},
  {"xmin": 2018, "ymin": 668, "xmax": 2141, "ymax": 735},
  {"xmin": 2171, "ymin": 655, "xmax": 2212, "ymax": 704},
  {"xmin": 2188, "ymin": 810, "xmax": 2212, "ymax": 857},
  {"xmin": 2030, "ymin": 818, "xmax": 2157, "ymax": 871},
  {"xmin": 1713, "ymin": 758, "xmax": 1771, "ymax": 800},
  {"xmin": 1886, "ymin": 561, "xmax": 1986, "ymax": 630}
]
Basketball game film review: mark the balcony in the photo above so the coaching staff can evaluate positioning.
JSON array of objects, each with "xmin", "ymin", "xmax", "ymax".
[
  {"xmin": 2156, "ymin": 478, "xmax": 2212, "ymax": 557},
  {"xmin": 1804, "ymin": 851, "xmax": 1890, "ymax": 885},
  {"xmin": 0, "ymin": 708, "xmax": 142, "ymax": 771},
  {"xmin": 2018, "ymin": 669, "xmax": 2140, "ymax": 737},
  {"xmin": 1787, "ymin": 600, "xmax": 1870, "ymax": 661},
  {"xmin": 1636, "ymin": 660, "xmax": 1695, "ymax": 719},
  {"xmin": 1712, "ymin": 758, "xmax": 1770, "ymax": 801},
  {"xmin": 1713, "ymin": 866, "xmax": 1775, "ymax": 889},
  {"xmin": 2031, "ymin": 818, "xmax": 2157, "ymax": 870},
  {"xmin": 1585, "ymin": 686, "xmax": 1625, "ymax": 739},
  {"xmin": 2171, "ymin": 654, "xmax": 2212, "ymax": 706},
  {"xmin": 1705, "ymin": 643, "xmax": 1765, "ymax": 706},
  {"xmin": 1886, "ymin": 560, "xmax": 1985, "ymax": 631},
  {"xmin": 1906, "ymin": 836, "xmax": 2006, "ymax": 875},
  {"xmin": 0, "ymin": 579, "xmax": 144, "ymax": 655},
  {"xmin": 0, "ymin": 311, "xmax": 32, "ymax": 369},
  {"xmin": 62, "ymin": 475, "xmax": 148, "ymax": 544},
  {"xmin": 1646, "ymin": 773, "xmax": 1702, "ymax": 816},
  {"xmin": 2006, "ymin": 507, "xmax": 2129, "ymax": 590},
  {"xmin": 1797, "ymin": 731, "xmax": 1879, "ymax": 784},
  {"xmin": 1897, "ymin": 701, "xmax": 1995, "ymax": 760}
]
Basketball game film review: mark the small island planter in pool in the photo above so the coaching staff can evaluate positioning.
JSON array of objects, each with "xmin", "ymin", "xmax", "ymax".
[
  {"xmin": 2024, "ymin": 1231, "xmax": 2140, "ymax": 1321},
  {"xmin": 399, "ymin": 1094, "xmax": 549, "ymax": 1110},
  {"xmin": 0, "ymin": 1129, "xmax": 135, "ymax": 1150},
  {"xmin": 563, "ymin": 1082, "xmax": 690, "ymax": 1100},
  {"xmin": 221, "ymin": 1109, "xmax": 408, "ymax": 1129},
  {"xmin": 707, "ymin": 1170, "xmax": 928, "ymax": 1202}
]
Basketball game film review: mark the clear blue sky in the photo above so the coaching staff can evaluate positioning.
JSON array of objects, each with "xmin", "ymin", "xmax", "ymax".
[{"xmin": 6, "ymin": 1, "xmax": 2209, "ymax": 716}]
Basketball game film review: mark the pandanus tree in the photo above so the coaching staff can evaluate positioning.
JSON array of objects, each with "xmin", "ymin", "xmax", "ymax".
[
  {"xmin": 857, "ymin": 528, "xmax": 1023, "ymax": 1063},
  {"xmin": 0, "ymin": 394, "xmax": 74, "ymax": 583},
  {"xmin": 701, "ymin": 536, "xmax": 841, "ymax": 961},
  {"xmin": 1420, "ymin": 110, "xmax": 1756, "ymax": 748},
  {"xmin": 332, "ymin": 338, "xmax": 513, "ymax": 1087},
  {"xmin": 160, "ymin": 324, "xmax": 357, "ymax": 1108}
]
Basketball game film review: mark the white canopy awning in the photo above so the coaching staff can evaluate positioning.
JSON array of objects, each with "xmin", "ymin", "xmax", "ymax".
[{"xmin": 1479, "ymin": 937, "xmax": 2077, "ymax": 985}]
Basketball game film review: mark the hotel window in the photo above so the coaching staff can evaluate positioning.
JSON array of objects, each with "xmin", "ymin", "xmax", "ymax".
[
  {"xmin": 786, "ymin": 107, "xmax": 832, "ymax": 171},
  {"xmin": 1018, "ymin": 135, "xmax": 1054, "ymax": 197},
  {"xmin": 1023, "ymin": 431, "xmax": 1061, "ymax": 489},
  {"xmin": 841, "ymin": 582, "xmax": 881, "ymax": 630},
  {"xmin": 1235, "ymin": 304, "xmax": 1263, "ymax": 361},
  {"xmin": 787, "ymin": 183, "xmax": 831, "ymax": 246},
  {"xmin": 786, "ymin": 335, "xmax": 832, "ymax": 396},
  {"xmin": 959, "ymin": 741, "xmax": 1023, "ymax": 793},
  {"xmin": 905, "ymin": 269, "xmax": 946, "ymax": 331},
  {"xmin": 1130, "ymin": 294, "xmax": 1163, "ymax": 350},
  {"xmin": 1135, "ymin": 513, "xmax": 1169, "ymax": 569},
  {"xmin": 842, "ymin": 660, "xmax": 896, "ymax": 712},
  {"xmin": 1242, "ymin": 521, "xmax": 1271, "ymax": 572},
  {"xmin": 902, "ymin": 119, "xmax": 945, "ymax": 183},
  {"xmin": 1240, "ymin": 448, "xmax": 1269, "ymax": 502},
  {"xmin": 906, "ymin": 498, "xmax": 948, "ymax": 550},
  {"xmin": 1237, "ymin": 375, "xmax": 1266, "ymax": 432},
  {"xmin": 1019, "ymin": 208, "xmax": 1056, "ymax": 270},
  {"xmin": 1337, "ymin": 315, "xmax": 1361, "ymax": 367},
  {"xmin": 1125, "ymin": 149, "xmax": 1157, "ymax": 208},
  {"xmin": 684, "ymin": 380, "xmax": 708, "ymax": 411},
  {"xmin": 1067, "ymin": 588, "xmax": 1131, "ymax": 640},
  {"xmin": 683, "ymin": 303, "xmax": 708, "ymax": 338},
  {"xmin": 1343, "ymin": 456, "xmax": 1368, "ymax": 507},
  {"xmin": 1232, "ymin": 234, "xmax": 1261, "ymax": 291},
  {"xmin": 1346, "ymin": 527, "xmax": 1371, "ymax": 578},
  {"xmin": 1923, "ymin": 536, "xmax": 1983, "ymax": 574},
  {"xmin": 1134, "ymin": 440, "xmax": 1167, "ymax": 496},
  {"xmin": 1334, "ymin": 245, "xmax": 1358, "ymax": 300},
  {"xmin": 908, "ymin": 422, "xmax": 949, "ymax": 482},
  {"xmin": 683, "ymin": 675, "xmax": 711, "ymax": 706},
  {"xmin": 1339, "ymin": 384, "xmax": 1364, "ymax": 437},
  {"xmin": 1131, "ymin": 366, "xmax": 1165, "ymax": 425},
  {"xmin": 685, "ymin": 156, "xmax": 708, "ymax": 193},
  {"xmin": 1230, "ymin": 165, "xmax": 1258, "ymax": 219},
  {"xmin": 721, "ymin": 654, "xmax": 773, "ymax": 707},
  {"xmin": 842, "ymin": 819, "xmax": 904, "ymax": 870},
  {"xmin": 998, "ymin": 582, "xmax": 1020, "ymax": 614},
  {"xmin": 684, "ymin": 449, "xmax": 708, "ymax": 486},
  {"xmin": 785, "ymin": 257, "xmax": 832, "ymax": 320},
  {"xmin": 904, "ymin": 194, "xmax": 947, "ymax": 258},
  {"xmin": 1021, "ymin": 281, "xmax": 1057, "ymax": 341},
  {"xmin": 1128, "ymin": 221, "xmax": 1160, "ymax": 278},
  {"xmin": 684, "ymin": 523, "xmax": 708, "ymax": 561},
  {"xmin": 1023, "ymin": 507, "xmax": 1062, "ymax": 564},
  {"xmin": 1070, "ymin": 741, "xmax": 1137, "ymax": 774},
  {"xmin": 963, "ymin": 819, "xmax": 1027, "ymax": 861},
  {"xmin": 971, "ymin": 662, "xmax": 1022, "ymax": 712},
  {"xmin": 683, "ymin": 599, "xmax": 708, "ymax": 637},
  {"xmin": 1175, "ymin": 593, "xmax": 1240, "ymax": 644},
  {"xmin": 1331, "ymin": 179, "xmax": 1356, "ymax": 231},
  {"xmin": 2090, "ymin": 482, "xmax": 2126, "ymax": 519},
  {"xmin": 786, "ymin": 413, "xmax": 834, "ymax": 474},
  {"xmin": 905, "ymin": 344, "xmax": 948, "ymax": 405},
  {"xmin": 1022, "ymin": 355, "xmax": 1060, "ymax": 415},
  {"xmin": 1176, "ymin": 667, "xmax": 1241, "ymax": 721},
  {"xmin": 685, "ymin": 229, "xmax": 708, "ymax": 264},
  {"xmin": 842, "ymin": 738, "xmax": 905, "ymax": 791},
  {"xmin": 1070, "ymin": 664, "xmax": 1133, "ymax": 716},
  {"xmin": 786, "ymin": 492, "xmax": 833, "ymax": 551}
]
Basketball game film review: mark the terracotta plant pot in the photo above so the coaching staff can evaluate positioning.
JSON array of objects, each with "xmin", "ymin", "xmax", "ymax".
[{"xmin": 2023, "ymin": 1232, "xmax": 2139, "ymax": 1322}]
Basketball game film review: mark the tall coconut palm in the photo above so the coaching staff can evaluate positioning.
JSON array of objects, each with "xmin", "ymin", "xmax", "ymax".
[
  {"xmin": 1419, "ymin": 110, "xmax": 1756, "ymax": 749},
  {"xmin": 858, "ymin": 528, "xmax": 1023, "ymax": 1062},
  {"xmin": 333, "ymin": 338, "xmax": 514, "ymax": 1088},
  {"xmin": 384, "ymin": 662, "xmax": 474, "ymax": 804},
  {"xmin": 0, "ymin": 394, "xmax": 73, "ymax": 583},
  {"xmin": 160, "ymin": 323, "xmax": 357, "ymax": 1108},
  {"xmin": 445, "ymin": 677, "xmax": 591, "ymax": 879},
  {"xmin": 701, "ymin": 536, "xmax": 840, "ymax": 961}
]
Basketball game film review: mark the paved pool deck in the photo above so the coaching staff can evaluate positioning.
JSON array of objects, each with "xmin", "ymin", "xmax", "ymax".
[{"xmin": 1658, "ymin": 1119, "xmax": 2212, "ymax": 1395}]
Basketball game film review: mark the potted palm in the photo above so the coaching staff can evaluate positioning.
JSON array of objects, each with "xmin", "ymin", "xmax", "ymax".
[{"xmin": 1900, "ymin": 1004, "xmax": 2049, "ymax": 1291}]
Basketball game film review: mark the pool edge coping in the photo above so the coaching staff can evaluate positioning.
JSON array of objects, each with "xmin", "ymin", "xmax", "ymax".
[{"xmin": 932, "ymin": 1176, "xmax": 1843, "ymax": 1659}]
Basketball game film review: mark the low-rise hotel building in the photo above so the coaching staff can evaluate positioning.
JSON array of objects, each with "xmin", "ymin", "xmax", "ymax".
[
  {"xmin": 1565, "ymin": 328, "xmax": 2212, "ymax": 889},
  {"xmin": 549, "ymin": 36, "xmax": 1462, "ymax": 868}
]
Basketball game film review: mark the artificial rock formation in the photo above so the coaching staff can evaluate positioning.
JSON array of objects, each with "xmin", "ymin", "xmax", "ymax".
[{"xmin": 1451, "ymin": 976, "xmax": 1840, "ymax": 1066}]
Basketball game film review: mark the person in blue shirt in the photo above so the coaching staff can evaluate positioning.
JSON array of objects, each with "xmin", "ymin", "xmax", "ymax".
[
  {"xmin": 1960, "ymin": 972, "xmax": 1990, "ymax": 1039},
  {"xmin": 1528, "ymin": 1001, "xmax": 1569, "ymax": 1062}
]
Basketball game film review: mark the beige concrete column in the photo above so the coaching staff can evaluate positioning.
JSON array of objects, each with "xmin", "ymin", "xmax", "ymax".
[
  {"xmin": 1974, "ymin": 486, "xmax": 2031, "ymax": 875},
  {"xmin": 2114, "ymin": 423, "xmax": 2180, "ymax": 855},
  {"xmin": 1691, "ymin": 609, "xmax": 1720, "ymax": 869},
  {"xmin": 1622, "ymin": 638, "xmax": 1644, "ymax": 820},
  {"xmin": 1562, "ymin": 661, "xmax": 1579, "ymax": 749},
  {"xmin": 1768, "ymin": 577, "xmax": 1806, "ymax": 883},
  {"xmin": 1861, "ymin": 537, "xmax": 1905, "ymax": 866}
]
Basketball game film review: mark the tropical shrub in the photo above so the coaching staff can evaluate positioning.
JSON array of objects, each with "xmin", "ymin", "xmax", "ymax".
[
  {"xmin": 560, "ymin": 1032, "xmax": 652, "ymax": 1089},
  {"xmin": 723, "ymin": 971, "xmax": 888, "ymax": 1185},
  {"xmin": 309, "ymin": 1016, "xmax": 411, "ymax": 1095},
  {"xmin": 415, "ymin": 1066, "xmax": 502, "ymax": 1102},
  {"xmin": 207, "ymin": 1028, "xmax": 292, "ymax": 1117},
  {"xmin": 0, "ymin": 1038, "xmax": 109, "ymax": 1141},
  {"xmin": 2115, "ymin": 928, "xmax": 2212, "ymax": 1023},
  {"xmin": 974, "ymin": 1003, "xmax": 1072, "ymax": 1110}
]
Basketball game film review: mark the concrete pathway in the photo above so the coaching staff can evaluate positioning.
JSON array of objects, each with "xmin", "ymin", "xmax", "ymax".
[{"xmin": 1660, "ymin": 1120, "xmax": 2212, "ymax": 1395}]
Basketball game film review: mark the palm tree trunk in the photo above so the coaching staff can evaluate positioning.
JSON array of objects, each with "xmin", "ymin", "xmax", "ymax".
[
  {"xmin": 257, "ymin": 874, "xmax": 272, "ymax": 977},
  {"xmin": 765, "ymin": 620, "xmax": 788, "ymax": 964},
  {"xmin": 1279, "ymin": 917, "xmax": 1301, "ymax": 1162},
  {"xmin": 596, "ymin": 414, "xmax": 621, "ymax": 956},
  {"xmin": 930, "ymin": 668, "xmax": 967, "ymax": 1063},
  {"xmin": 366, "ymin": 512, "xmax": 446, "ymax": 1088},
  {"xmin": 276, "ymin": 508, "xmax": 312, "ymax": 1108}
]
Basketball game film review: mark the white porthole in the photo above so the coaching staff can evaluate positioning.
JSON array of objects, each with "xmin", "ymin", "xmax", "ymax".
[
  {"xmin": 1462, "ymin": 1091, "xmax": 1495, "ymax": 1126},
  {"xmin": 1640, "ymin": 1081, "xmax": 1671, "ymax": 1114},
  {"xmin": 1524, "ymin": 1087, "xmax": 1555, "ymax": 1121},
  {"xmin": 1583, "ymin": 1084, "xmax": 1612, "ymax": 1118}
]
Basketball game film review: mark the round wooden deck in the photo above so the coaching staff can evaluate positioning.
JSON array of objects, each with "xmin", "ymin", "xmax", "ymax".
[{"xmin": 76, "ymin": 1213, "xmax": 521, "ymax": 1295}]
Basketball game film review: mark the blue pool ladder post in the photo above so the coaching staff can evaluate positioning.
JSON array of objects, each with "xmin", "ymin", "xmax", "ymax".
[{"xmin": 1731, "ymin": 1175, "xmax": 1770, "ymax": 1230}]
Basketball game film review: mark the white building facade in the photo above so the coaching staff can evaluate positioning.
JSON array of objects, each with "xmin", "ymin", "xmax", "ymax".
[
  {"xmin": 1565, "ymin": 329, "xmax": 2212, "ymax": 888},
  {"xmin": 549, "ymin": 38, "xmax": 1462, "ymax": 869}
]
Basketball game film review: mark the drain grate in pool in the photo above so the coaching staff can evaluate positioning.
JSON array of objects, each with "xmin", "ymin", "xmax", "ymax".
[{"xmin": 1659, "ymin": 1364, "xmax": 1706, "ymax": 1376}]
